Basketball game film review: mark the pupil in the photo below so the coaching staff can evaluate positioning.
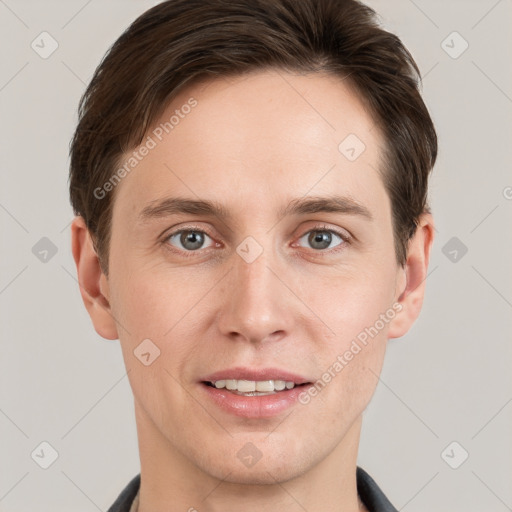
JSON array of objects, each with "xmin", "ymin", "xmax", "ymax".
[
  {"xmin": 310, "ymin": 231, "xmax": 331, "ymax": 250},
  {"xmin": 182, "ymin": 231, "xmax": 203, "ymax": 250}
]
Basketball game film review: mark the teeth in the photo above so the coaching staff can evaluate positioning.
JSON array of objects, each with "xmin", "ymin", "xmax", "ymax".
[
  {"xmin": 255, "ymin": 380, "xmax": 274, "ymax": 392},
  {"xmin": 225, "ymin": 379, "xmax": 237, "ymax": 390},
  {"xmin": 211, "ymin": 379, "xmax": 296, "ymax": 392},
  {"xmin": 274, "ymin": 380, "xmax": 286, "ymax": 391},
  {"xmin": 238, "ymin": 380, "xmax": 256, "ymax": 392}
]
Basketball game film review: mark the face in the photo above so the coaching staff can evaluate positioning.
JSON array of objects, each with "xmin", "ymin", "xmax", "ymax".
[{"xmin": 75, "ymin": 70, "xmax": 430, "ymax": 485}]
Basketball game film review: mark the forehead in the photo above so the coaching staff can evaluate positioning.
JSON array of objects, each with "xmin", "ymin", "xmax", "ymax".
[{"xmin": 111, "ymin": 69, "xmax": 388, "ymax": 225}]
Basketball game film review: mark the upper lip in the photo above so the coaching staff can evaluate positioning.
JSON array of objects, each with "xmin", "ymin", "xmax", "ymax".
[{"xmin": 201, "ymin": 367, "xmax": 311, "ymax": 385}]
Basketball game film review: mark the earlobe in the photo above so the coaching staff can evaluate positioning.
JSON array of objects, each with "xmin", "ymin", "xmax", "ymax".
[
  {"xmin": 71, "ymin": 216, "xmax": 119, "ymax": 340},
  {"xmin": 388, "ymin": 213, "xmax": 435, "ymax": 340}
]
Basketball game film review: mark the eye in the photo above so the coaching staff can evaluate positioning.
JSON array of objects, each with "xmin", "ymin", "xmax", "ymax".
[
  {"xmin": 164, "ymin": 228, "xmax": 215, "ymax": 252},
  {"xmin": 162, "ymin": 224, "xmax": 350, "ymax": 257},
  {"xmin": 296, "ymin": 226, "xmax": 349, "ymax": 252}
]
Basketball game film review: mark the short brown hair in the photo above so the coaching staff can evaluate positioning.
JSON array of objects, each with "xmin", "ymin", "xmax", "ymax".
[{"xmin": 69, "ymin": 0, "xmax": 437, "ymax": 274}]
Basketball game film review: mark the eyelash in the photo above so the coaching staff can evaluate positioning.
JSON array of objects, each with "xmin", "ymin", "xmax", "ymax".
[{"xmin": 161, "ymin": 224, "xmax": 351, "ymax": 258}]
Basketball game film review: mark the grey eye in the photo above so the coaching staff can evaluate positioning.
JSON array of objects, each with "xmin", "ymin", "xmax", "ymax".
[
  {"xmin": 298, "ymin": 230, "xmax": 344, "ymax": 251},
  {"xmin": 167, "ymin": 230, "xmax": 213, "ymax": 251}
]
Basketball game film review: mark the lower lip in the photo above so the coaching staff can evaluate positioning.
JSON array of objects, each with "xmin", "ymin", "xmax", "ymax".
[{"xmin": 200, "ymin": 383, "xmax": 310, "ymax": 418}]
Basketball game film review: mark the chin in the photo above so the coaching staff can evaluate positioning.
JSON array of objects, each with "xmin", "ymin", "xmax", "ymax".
[
  {"xmin": 208, "ymin": 459, "xmax": 303, "ymax": 486},
  {"xmin": 193, "ymin": 436, "xmax": 310, "ymax": 485}
]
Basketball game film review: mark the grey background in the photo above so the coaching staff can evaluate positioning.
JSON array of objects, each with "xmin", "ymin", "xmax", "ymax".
[{"xmin": 1, "ymin": 1, "xmax": 511, "ymax": 511}]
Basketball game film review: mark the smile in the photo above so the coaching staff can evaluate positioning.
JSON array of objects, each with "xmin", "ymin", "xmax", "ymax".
[
  {"xmin": 199, "ymin": 368, "xmax": 313, "ymax": 418},
  {"xmin": 204, "ymin": 379, "xmax": 310, "ymax": 396}
]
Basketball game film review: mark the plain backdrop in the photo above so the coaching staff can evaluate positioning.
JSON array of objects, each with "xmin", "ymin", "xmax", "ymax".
[{"xmin": 1, "ymin": 1, "xmax": 511, "ymax": 511}]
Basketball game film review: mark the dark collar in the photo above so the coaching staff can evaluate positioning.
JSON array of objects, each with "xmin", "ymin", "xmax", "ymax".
[
  {"xmin": 356, "ymin": 466, "xmax": 398, "ymax": 512},
  {"xmin": 108, "ymin": 466, "xmax": 398, "ymax": 512}
]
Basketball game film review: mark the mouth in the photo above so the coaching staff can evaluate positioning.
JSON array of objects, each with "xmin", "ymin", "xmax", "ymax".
[
  {"xmin": 198, "ymin": 368, "xmax": 314, "ymax": 418},
  {"xmin": 202, "ymin": 379, "xmax": 311, "ymax": 396}
]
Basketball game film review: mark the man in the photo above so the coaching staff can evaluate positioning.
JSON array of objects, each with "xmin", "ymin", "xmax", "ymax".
[{"xmin": 68, "ymin": 0, "xmax": 437, "ymax": 510}]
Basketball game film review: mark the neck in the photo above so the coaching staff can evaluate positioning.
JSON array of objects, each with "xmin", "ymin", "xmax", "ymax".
[{"xmin": 135, "ymin": 400, "xmax": 365, "ymax": 512}]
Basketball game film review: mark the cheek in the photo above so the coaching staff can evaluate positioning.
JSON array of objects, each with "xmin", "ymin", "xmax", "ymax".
[
  {"xmin": 301, "ymin": 262, "xmax": 397, "ymax": 341},
  {"xmin": 110, "ymin": 265, "xmax": 196, "ymax": 340},
  {"xmin": 110, "ymin": 272, "xmax": 196, "ymax": 429},
  {"xmin": 300, "ymin": 266, "xmax": 396, "ymax": 407},
  {"xmin": 107, "ymin": 269, "xmax": 191, "ymax": 397}
]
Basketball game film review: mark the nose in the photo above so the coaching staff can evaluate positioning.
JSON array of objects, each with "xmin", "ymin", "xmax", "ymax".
[{"xmin": 216, "ymin": 245, "xmax": 295, "ymax": 345}]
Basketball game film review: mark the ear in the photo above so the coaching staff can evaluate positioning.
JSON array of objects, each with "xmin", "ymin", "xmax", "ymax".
[
  {"xmin": 70, "ymin": 216, "xmax": 119, "ymax": 340},
  {"xmin": 388, "ymin": 213, "xmax": 435, "ymax": 339}
]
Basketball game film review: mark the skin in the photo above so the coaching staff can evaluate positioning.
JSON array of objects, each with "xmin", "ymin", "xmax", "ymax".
[{"xmin": 71, "ymin": 70, "xmax": 434, "ymax": 512}]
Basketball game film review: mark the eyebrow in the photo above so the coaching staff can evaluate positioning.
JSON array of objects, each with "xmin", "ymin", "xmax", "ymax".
[{"xmin": 138, "ymin": 195, "xmax": 373, "ymax": 223}]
